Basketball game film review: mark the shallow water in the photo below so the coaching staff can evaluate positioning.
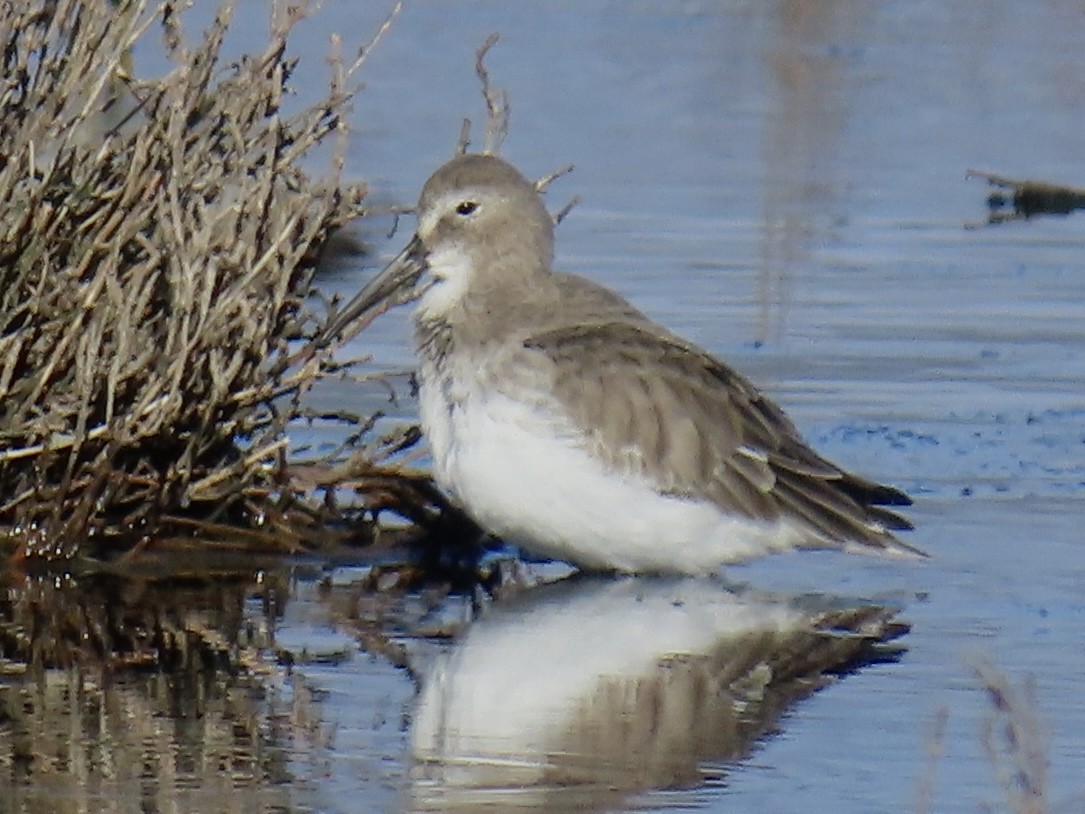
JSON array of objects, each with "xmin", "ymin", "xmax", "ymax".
[
  {"xmin": 309, "ymin": 2, "xmax": 1085, "ymax": 809},
  {"xmin": 7, "ymin": 1, "xmax": 1085, "ymax": 812}
]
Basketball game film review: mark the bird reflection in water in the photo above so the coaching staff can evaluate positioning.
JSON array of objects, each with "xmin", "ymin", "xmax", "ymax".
[{"xmin": 410, "ymin": 576, "xmax": 908, "ymax": 811}]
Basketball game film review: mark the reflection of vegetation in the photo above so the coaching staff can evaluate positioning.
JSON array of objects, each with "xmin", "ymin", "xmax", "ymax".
[
  {"xmin": 3, "ymin": 672, "xmax": 285, "ymax": 813},
  {"xmin": 0, "ymin": 568, "xmax": 281, "ymax": 670},
  {"xmin": 0, "ymin": 1, "xmax": 418, "ymax": 562},
  {"xmin": 0, "ymin": 558, "xmax": 466, "ymax": 812},
  {"xmin": 0, "ymin": 566, "xmax": 306, "ymax": 813}
]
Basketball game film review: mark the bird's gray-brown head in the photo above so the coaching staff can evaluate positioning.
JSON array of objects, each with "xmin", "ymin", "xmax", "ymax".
[
  {"xmin": 412, "ymin": 153, "xmax": 554, "ymax": 319},
  {"xmin": 318, "ymin": 154, "xmax": 554, "ymax": 344}
]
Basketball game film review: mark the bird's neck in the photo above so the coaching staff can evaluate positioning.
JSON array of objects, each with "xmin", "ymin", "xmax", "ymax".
[
  {"xmin": 423, "ymin": 240, "xmax": 554, "ymax": 311},
  {"xmin": 414, "ymin": 312, "xmax": 456, "ymax": 373}
]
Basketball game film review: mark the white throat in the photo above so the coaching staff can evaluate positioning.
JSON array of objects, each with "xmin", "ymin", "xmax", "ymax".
[{"xmin": 415, "ymin": 242, "xmax": 474, "ymax": 319}]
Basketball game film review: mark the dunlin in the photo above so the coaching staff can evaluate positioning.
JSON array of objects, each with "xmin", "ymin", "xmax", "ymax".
[{"xmin": 321, "ymin": 154, "xmax": 920, "ymax": 573}]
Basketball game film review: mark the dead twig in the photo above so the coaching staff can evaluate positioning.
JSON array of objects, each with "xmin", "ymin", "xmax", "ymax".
[
  {"xmin": 474, "ymin": 33, "xmax": 509, "ymax": 155},
  {"xmin": 534, "ymin": 163, "xmax": 575, "ymax": 192},
  {"xmin": 456, "ymin": 118, "xmax": 472, "ymax": 155},
  {"xmin": 554, "ymin": 195, "xmax": 582, "ymax": 225},
  {"xmin": 971, "ymin": 659, "xmax": 1048, "ymax": 814}
]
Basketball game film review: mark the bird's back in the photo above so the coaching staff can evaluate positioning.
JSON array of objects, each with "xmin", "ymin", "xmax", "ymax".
[{"xmin": 469, "ymin": 268, "xmax": 920, "ymax": 561}]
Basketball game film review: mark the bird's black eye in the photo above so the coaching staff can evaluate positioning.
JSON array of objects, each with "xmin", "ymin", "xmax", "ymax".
[{"xmin": 455, "ymin": 200, "xmax": 479, "ymax": 216}]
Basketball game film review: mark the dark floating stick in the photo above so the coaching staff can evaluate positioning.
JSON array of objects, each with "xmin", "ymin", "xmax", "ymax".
[{"xmin": 968, "ymin": 169, "xmax": 1085, "ymax": 224}]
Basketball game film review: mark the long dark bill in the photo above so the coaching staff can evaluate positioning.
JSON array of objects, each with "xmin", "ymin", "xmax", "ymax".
[{"xmin": 314, "ymin": 235, "xmax": 427, "ymax": 348}]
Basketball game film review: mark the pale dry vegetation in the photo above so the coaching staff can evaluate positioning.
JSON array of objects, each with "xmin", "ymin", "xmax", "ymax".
[{"xmin": 0, "ymin": 0, "xmax": 426, "ymax": 562}]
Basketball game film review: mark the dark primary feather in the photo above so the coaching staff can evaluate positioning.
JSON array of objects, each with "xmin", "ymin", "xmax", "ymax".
[{"xmin": 523, "ymin": 321, "xmax": 918, "ymax": 555}]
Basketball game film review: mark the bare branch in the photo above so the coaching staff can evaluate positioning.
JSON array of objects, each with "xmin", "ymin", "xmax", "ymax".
[
  {"xmin": 534, "ymin": 162, "xmax": 575, "ymax": 192},
  {"xmin": 386, "ymin": 207, "xmax": 413, "ymax": 239},
  {"xmin": 553, "ymin": 195, "xmax": 582, "ymax": 225},
  {"xmin": 348, "ymin": 1, "xmax": 402, "ymax": 76},
  {"xmin": 456, "ymin": 117, "xmax": 472, "ymax": 155},
  {"xmin": 474, "ymin": 33, "xmax": 508, "ymax": 154}
]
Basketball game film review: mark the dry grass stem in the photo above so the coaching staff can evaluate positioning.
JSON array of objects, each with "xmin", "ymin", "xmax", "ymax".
[{"xmin": 972, "ymin": 660, "xmax": 1049, "ymax": 814}]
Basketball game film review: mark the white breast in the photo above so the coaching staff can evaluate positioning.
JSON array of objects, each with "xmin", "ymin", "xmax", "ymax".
[{"xmin": 416, "ymin": 364, "xmax": 806, "ymax": 574}]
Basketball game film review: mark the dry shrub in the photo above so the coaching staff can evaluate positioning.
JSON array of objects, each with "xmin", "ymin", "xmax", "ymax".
[{"xmin": 0, "ymin": 1, "xmax": 399, "ymax": 561}]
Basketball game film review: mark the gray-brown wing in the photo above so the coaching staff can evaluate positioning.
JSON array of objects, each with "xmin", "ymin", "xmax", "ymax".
[{"xmin": 523, "ymin": 321, "xmax": 919, "ymax": 555}]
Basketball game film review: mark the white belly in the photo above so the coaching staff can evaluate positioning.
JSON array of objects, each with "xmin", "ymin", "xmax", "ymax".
[{"xmin": 418, "ymin": 374, "xmax": 805, "ymax": 574}]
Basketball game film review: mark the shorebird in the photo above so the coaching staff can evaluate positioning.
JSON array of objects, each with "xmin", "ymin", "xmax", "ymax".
[{"xmin": 320, "ymin": 153, "xmax": 921, "ymax": 574}]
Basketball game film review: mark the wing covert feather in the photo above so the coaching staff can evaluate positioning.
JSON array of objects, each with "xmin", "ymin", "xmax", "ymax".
[{"xmin": 521, "ymin": 321, "xmax": 914, "ymax": 550}]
